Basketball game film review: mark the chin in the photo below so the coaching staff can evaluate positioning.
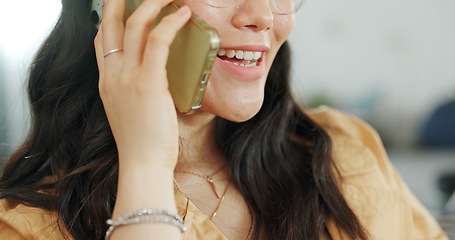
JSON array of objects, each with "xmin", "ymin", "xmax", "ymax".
[
  {"xmin": 200, "ymin": 92, "xmax": 264, "ymax": 123},
  {"xmin": 199, "ymin": 63, "xmax": 268, "ymax": 122}
]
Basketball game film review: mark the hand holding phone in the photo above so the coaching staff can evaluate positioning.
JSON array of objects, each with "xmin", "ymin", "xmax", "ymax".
[
  {"xmin": 91, "ymin": 0, "xmax": 220, "ymax": 113},
  {"xmin": 93, "ymin": 0, "xmax": 197, "ymax": 171}
]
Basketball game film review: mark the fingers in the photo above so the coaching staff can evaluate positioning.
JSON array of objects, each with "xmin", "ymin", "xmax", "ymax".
[
  {"xmin": 123, "ymin": 0, "xmax": 174, "ymax": 69},
  {"xmin": 142, "ymin": 6, "xmax": 191, "ymax": 83},
  {"xmin": 101, "ymin": 0, "xmax": 126, "ymax": 64},
  {"xmin": 94, "ymin": 0, "xmax": 191, "ymax": 95},
  {"xmin": 97, "ymin": 0, "xmax": 127, "ymax": 101},
  {"xmin": 94, "ymin": 25, "xmax": 106, "ymax": 94}
]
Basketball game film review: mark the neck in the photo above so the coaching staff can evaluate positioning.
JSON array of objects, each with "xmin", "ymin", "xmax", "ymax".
[{"xmin": 176, "ymin": 111, "xmax": 223, "ymax": 171}]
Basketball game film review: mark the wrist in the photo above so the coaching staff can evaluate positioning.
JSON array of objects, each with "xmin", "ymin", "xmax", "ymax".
[
  {"xmin": 114, "ymin": 166, "xmax": 177, "ymax": 218},
  {"xmin": 118, "ymin": 151, "xmax": 178, "ymax": 172}
]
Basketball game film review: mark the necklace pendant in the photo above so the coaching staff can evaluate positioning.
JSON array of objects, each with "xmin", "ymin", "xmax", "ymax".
[
  {"xmin": 206, "ymin": 176, "xmax": 214, "ymax": 183},
  {"xmin": 208, "ymin": 181, "xmax": 222, "ymax": 199}
]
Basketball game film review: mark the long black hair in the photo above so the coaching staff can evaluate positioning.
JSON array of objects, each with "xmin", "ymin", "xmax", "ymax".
[{"xmin": 0, "ymin": 0, "xmax": 368, "ymax": 239}]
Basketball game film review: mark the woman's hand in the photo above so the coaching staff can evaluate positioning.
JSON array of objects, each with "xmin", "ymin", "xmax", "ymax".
[{"xmin": 94, "ymin": 0, "xmax": 191, "ymax": 170}]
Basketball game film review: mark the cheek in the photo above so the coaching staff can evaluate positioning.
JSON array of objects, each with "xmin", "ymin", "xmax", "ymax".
[
  {"xmin": 264, "ymin": 15, "xmax": 294, "ymax": 68},
  {"xmin": 182, "ymin": 1, "xmax": 226, "ymax": 25},
  {"xmin": 274, "ymin": 15, "xmax": 295, "ymax": 43}
]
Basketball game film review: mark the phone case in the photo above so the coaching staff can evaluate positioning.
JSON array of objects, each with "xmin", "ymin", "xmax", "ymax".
[{"xmin": 92, "ymin": 0, "xmax": 220, "ymax": 113}]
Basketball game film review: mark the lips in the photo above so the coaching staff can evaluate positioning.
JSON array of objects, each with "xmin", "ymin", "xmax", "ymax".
[{"xmin": 214, "ymin": 48, "xmax": 266, "ymax": 81}]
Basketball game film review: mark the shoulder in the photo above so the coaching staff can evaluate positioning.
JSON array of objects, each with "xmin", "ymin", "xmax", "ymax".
[
  {"xmin": 305, "ymin": 106, "xmax": 406, "ymax": 215},
  {"xmin": 305, "ymin": 106, "xmax": 402, "ymax": 205},
  {"xmin": 0, "ymin": 199, "xmax": 68, "ymax": 240},
  {"xmin": 306, "ymin": 105, "xmax": 381, "ymax": 151},
  {"xmin": 305, "ymin": 106, "xmax": 448, "ymax": 240},
  {"xmin": 305, "ymin": 105, "xmax": 389, "ymax": 180}
]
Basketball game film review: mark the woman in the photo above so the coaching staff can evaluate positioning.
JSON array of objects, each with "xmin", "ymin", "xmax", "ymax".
[{"xmin": 0, "ymin": 0, "xmax": 448, "ymax": 239}]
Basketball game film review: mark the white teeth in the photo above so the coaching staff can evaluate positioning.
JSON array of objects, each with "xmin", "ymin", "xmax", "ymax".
[
  {"xmin": 244, "ymin": 51, "xmax": 253, "ymax": 61},
  {"xmin": 253, "ymin": 52, "xmax": 261, "ymax": 60},
  {"xmin": 230, "ymin": 61, "xmax": 258, "ymax": 67},
  {"xmin": 235, "ymin": 50, "xmax": 244, "ymax": 59},
  {"xmin": 217, "ymin": 49, "xmax": 262, "ymax": 61},
  {"xmin": 217, "ymin": 49, "xmax": 226, "ymax": 56},
  {"xmin": 226, "ymin": 50, "xmax": 236, "ymax": 58}
]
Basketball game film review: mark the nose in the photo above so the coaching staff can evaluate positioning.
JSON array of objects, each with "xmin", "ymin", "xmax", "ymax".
[{"xmin": 231, "ymin": 0, "xmax": 274, "ymax": 32}]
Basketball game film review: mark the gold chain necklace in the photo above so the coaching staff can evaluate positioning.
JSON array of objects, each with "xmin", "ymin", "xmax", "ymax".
[{"xmin": 175, "ymin": 166, "xmax": 230, "ymax": 219}]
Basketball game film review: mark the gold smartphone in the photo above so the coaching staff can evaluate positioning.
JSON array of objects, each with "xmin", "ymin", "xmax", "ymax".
[{"xmin": 91, "ymin": 0, "xmax": 220, "ymax": 113}]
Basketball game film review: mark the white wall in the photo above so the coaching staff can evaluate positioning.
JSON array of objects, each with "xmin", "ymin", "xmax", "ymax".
[
  {"xmin": 288, "ymin": 0, "xmax": 455, "ymax": 148},
  {"xmin": 0, "ymin": 0, "xmax": 62, "ymax": 153}
]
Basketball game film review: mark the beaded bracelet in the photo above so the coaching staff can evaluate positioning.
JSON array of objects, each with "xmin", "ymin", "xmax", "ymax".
[{"xmin": 105, "ymin": 209, "xmax": 187, "ymax": 240}]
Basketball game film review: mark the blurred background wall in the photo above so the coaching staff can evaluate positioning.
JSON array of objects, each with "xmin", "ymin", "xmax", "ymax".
[
  {"xmin": 289, "ymin": 0, "xmax": 455, "ymax": 149},
  {"xmin": 0, "ymin": 0, "xmax": 61, "ymax": 157},
  {"xmin": 0, "ymin": 48, "xmax": 8, "ymax": 158},
  {"xmin": 0, "ymin": 0, "xmax": 454, "ymax": 235}
]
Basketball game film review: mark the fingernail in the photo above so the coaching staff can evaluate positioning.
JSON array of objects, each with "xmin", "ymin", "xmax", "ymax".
[{"xmin": 177, "ymin": 5, "xmax": 190, "ymax": 15}]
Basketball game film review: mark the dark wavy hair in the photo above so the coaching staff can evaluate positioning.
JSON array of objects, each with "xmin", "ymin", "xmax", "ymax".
[{"xmin": 0, "ymin": 0, "xmax": 368, "ymax": 239}]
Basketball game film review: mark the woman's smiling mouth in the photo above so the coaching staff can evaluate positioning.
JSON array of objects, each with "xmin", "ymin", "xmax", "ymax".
[{"xmin": 217, "ymin": 49, "xmax": 263, "ymax": 67}]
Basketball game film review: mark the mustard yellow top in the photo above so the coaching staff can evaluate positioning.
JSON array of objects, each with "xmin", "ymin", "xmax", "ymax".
[{"xmin": 0, "ymin": 106, "xmax": 448, "ymax": 240}]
